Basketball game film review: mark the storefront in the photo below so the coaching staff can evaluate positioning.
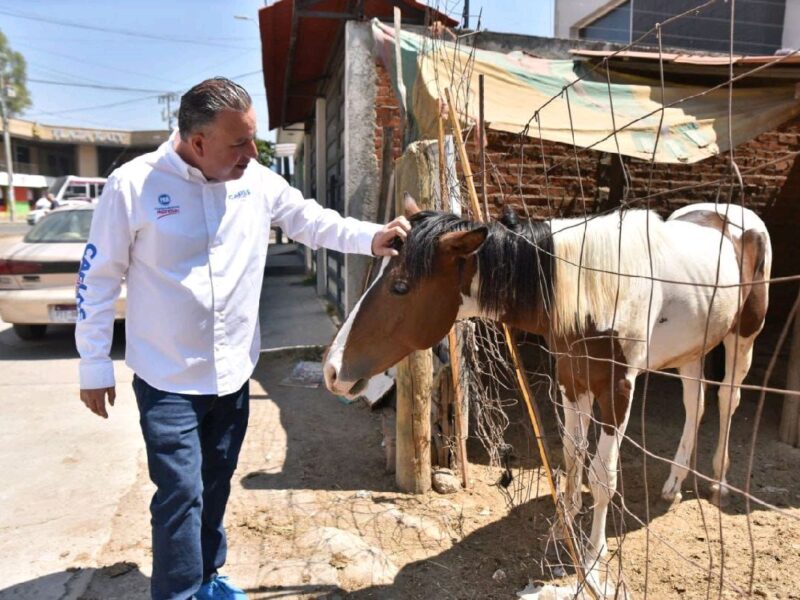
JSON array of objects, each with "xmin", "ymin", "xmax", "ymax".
[{"xmin": 0, "ymin": 118, "xmax": 169, "ymax": 214}]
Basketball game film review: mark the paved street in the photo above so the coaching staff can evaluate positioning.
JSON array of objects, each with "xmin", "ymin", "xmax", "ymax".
[{"xmin": 0, "ymin": 319, "xmax": 144, "ymax": 598}]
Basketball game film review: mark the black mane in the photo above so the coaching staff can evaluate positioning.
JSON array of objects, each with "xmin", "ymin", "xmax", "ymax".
[{"xmin": 405, "ymin": 210, "xmax": 554, "ymax": 317}]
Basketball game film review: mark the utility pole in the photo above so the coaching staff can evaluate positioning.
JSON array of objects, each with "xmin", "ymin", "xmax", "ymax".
[
  {"xmin": 158, "ymin": 92, "xmax": 179, "ymax": 130},
  {"xmin": 0, "ymin": 67, "xmax": 16, "ymax": 223},
  {"xmin": 462, "ymin": 0, "xmax": 470, "ymax": 29}
]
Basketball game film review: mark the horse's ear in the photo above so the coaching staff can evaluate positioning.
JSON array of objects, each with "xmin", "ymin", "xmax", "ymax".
[
  {"xmin": 403, "ymin": 193, "xmax": 421, "ymax": 217},
  {"xmin": 439, "ymin": 226, "xmax": 488, "ymax": 257}
]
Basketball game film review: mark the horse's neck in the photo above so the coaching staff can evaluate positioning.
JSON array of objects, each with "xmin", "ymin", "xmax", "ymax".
[{"xmin": 456, "ymin": 233, "xmax": 551, "ymax": 336}]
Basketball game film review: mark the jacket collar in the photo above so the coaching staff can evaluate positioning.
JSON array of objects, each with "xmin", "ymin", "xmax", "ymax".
[{"xmin": 158, "ymin": 129, "xmax": 211, "ymax": 183}]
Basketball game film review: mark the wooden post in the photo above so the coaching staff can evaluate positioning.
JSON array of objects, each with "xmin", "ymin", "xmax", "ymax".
[
  {"xmin": 780, "ymin": 290, "xmax": 800, "ymax": 446},
  {"xmin": 445, "ymin": 87, "xmax": 598, "ymax": 599},
  {"xmin": 395, "ymin": 349, "xmax": 432, "ymax": 493},
  {"xmin": 394, "ymin": 151, "xmax": 434, "ymax": 494}
]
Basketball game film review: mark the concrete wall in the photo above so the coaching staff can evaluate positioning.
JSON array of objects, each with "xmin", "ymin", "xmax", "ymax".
[
  {"xmin": 554, "ymin": 0, "xmax": 614, "ymax": 39},
  {"xmin": 784, "ymin": 0, "xmax": 800, "ymax": 49},
  {"xmin": 343, "ymin": 20, "xmax": 381, "ymax": 314}
]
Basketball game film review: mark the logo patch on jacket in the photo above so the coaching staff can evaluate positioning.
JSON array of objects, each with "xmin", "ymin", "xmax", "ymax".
[{"xmin": 156, "ymin": 194, "xmax": 180, "ymax": 219}]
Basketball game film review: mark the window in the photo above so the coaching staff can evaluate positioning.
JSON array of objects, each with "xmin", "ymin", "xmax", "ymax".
[
  {"xmin": 64, "ymin": 184, "xmax": 89, "ymax": 199},
  {"xmin": 15, "ymin": 145, "xmax": 31, "ymax": 166}
]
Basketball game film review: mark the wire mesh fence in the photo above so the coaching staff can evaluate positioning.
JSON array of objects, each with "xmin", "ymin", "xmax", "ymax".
[{"xmin": 409, "ymin": 1, "xmax": 800, "ymax": 597}]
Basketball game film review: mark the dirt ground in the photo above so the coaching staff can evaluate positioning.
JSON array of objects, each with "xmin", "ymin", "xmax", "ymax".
[{"xmin": 78, "ymin": 348, "xmax": 800, "ymax": 599}]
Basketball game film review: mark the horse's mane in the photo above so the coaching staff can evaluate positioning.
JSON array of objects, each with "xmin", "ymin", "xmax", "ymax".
[{"xmin": 405, "ymin": 210, "xmax": 554, "ymax": 318}]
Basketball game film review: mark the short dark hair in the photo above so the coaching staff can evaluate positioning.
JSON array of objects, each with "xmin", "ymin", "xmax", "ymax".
[{"xmin": 178, "ymin": 77, "xmax": 252, "ymax": 140}]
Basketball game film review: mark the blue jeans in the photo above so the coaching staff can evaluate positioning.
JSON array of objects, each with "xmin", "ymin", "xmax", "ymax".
[{"xmin": 133, "ymin": 375, "xmax": 250, "ymax": 600}]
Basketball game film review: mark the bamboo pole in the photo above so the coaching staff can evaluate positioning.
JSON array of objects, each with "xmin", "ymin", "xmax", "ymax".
[
  {"xmin": 437, "ymin": 109, "xmax": 470, "ymax": 488},
  {"xmin": 444, "ymin": 87, "xmax": 598, "ymax": 599},
  {"xmin": 479, "ymin": 74, "xmax": 488, "ymax": 218},
  {"xmin": 437, "ymin": 104, "xmax": 448, "ymax": 210}
]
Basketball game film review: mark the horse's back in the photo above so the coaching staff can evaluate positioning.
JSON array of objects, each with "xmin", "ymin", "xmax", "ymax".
[{"xmin": 668, "ymin": 203, "xmax": 770, "ymax": 241}]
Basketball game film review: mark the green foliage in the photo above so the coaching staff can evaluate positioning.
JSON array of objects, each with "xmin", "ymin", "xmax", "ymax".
[
  {"xmin": 0, "ymin": 30, "xmax": 31, "ymax": 117},
  {"xmin": 255, "ymin": 138, "xmax": 276, "ymax": 167}
]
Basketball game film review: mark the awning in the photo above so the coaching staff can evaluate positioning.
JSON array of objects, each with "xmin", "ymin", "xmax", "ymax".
[
  {"xmin": 0, "ymin": 173, "xmax": 49, "ymax": 188},
  {"xmin": 259, "ymin": 0, "xmax": 457, "ymax": 130},
  {"xmin": 372, "ymin": 21, "xmax": 800, "ymax": 164}
]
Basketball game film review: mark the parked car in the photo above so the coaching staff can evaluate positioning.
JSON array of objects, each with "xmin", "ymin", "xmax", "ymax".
[
  {"xmin": 0, "ymin": 204, "xmax": 126, "ymax": 340},
  {"xmin": 27, "ymin": 196, "xmax": 93, "ymax": 226}
]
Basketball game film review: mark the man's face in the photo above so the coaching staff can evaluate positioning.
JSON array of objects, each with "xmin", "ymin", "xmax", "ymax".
[{"xmin": 191, "ymin": 107, "xmax": 258, "ymax": 182}]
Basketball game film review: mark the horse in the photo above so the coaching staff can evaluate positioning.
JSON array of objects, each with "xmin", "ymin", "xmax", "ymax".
[{"xmin": 323, "ymin": 194, "xmax": 771, "ymax": 575}]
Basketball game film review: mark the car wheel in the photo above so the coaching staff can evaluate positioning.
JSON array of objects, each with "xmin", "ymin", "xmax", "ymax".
[{"xmin": 13, "ymin": 324, "xmax": 47, "ymax": 340}]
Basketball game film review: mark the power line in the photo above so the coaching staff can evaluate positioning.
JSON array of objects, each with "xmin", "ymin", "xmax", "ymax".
[
  {"xmin": 28, "ymin": 78, "xmax": 169, "ymax": 93},
  {"xmin": 0, "ymin": 8, "xmax": 259, "ymax": 50},
  {"xmin": 14, "ymin": 40, "xmax": 182, "ymax": 87},
  {"xmin": 26, "ymin": 71, "xmax": 263, "ymax": 114},
  {"xmin": 28, "ymin": 94, "xmax": 163, "ymax": 117}
]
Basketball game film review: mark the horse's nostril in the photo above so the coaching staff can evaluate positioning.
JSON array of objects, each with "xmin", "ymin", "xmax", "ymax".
[{"xmin": 323, "ymin": 363, "xmax": 338, "ymax": 388}]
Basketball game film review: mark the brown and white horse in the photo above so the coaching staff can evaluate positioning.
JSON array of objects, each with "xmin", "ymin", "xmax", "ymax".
[{"xmin": 323, "ymin": 196, "xmax": 770, "ymax": 573}]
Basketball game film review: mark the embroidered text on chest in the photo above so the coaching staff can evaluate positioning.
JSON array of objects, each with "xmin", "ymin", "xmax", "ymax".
[{"xmin": 228, "ymin": 189, "xmax": 251, "ymax": 200}]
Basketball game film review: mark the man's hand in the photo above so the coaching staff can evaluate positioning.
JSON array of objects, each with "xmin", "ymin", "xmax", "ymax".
[
  {"xmin": 80, "ymin": 387, "xmax": 116, "ymax": 419},
  {"xmin": 371, "ymin": 216, "xmax": 411, "ymax": 257}
]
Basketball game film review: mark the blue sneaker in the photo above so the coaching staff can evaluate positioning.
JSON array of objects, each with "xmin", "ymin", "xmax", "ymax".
[{"xmin": 195, "ymin": 575, "xmax": 248, "ymax": 599}]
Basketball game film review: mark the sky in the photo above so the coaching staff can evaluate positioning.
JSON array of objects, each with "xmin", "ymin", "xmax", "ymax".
[{"xmin": 0, "ymin": 0, "xmax": 554, "ymax": 138}]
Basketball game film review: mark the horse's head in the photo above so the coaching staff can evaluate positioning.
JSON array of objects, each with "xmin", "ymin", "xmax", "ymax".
[{"xmin": 323, "ymin": 194, "xmax": 488, "ymax": 398}]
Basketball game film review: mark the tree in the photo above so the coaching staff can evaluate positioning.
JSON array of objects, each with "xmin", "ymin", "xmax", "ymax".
[
  {"xmin": 0, "ymin": 29, "xmax": 31, "ymax": 222},
  {"xmin": 0, "ymin": 30, "xmax": 31, "ymax": 116},
  {"xmin": 255, "ymin": 138, "xmax": 276, "ymax": 167}
]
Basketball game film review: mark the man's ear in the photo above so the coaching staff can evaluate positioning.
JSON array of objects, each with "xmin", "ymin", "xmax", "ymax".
[
  {"xmin": 190, "ymin": 133, "xmax": 205, "ymax": 158},
  {"xmin": 404, "ymin": 193, "xmax": 421, "ymax": 218},
  {"xmin": 438, "ymin": 226, "xmax": 488, "ymax": 257}
]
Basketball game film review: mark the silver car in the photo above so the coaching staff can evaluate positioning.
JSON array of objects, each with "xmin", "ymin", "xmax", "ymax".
[{"xmin": 0, "ymin": 205, "xmax": 126, "ymax": 340}]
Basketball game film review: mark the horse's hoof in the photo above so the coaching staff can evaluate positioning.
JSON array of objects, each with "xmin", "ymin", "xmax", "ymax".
[
  {"xmin": 709, "ymin": 485, "xmax": 730, "ymax": 507},
  {"xmin": 662, "ymin": 490, "xmax": 683, "ymax": 508}
]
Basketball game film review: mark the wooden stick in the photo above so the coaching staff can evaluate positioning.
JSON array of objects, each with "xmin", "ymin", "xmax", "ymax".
[
  {"xmin": 437, "ymin": 109, "xmax": 470, "ymax": 487},
  {"xmin": 444, "ymin": 86, "xmax": 599, "ymax": 599},
  {"xmin": 437, "ymin": 106, "xmax": 448, "ymax": 210},
  {"xmin": 479, "ymin": 74, "xmax": 488, "ymax": 218}
]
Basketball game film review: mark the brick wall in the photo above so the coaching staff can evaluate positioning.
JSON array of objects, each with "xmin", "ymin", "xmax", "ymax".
[
  {"xmin": 470, "ymin": 118, "xmax": 800, "ymax": 223},
  {"xmin": 374, "ymin": 61, "xmax": 404, "ymax": 167},
  {"xmin": 467, "ymin": 120, "xmax": 800, "ymax": 324}
]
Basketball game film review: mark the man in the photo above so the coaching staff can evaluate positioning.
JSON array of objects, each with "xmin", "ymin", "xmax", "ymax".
[
  {"xmin": 34, "ymin": 192, "xmax": 54, "ymax": 210},
  {"xmin": 75, "ymin": 77, "xmax": 409, "ymax": 600}
]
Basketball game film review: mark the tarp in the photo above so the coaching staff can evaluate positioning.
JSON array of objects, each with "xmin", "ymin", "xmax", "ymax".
[{"xmin": 371, "ymin": 20, "xmax": 800, "ymax": 164}]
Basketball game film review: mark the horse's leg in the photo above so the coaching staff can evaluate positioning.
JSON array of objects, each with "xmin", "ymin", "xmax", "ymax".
[
  {"xmin": 661, "ymin": 359, "xmax": 706, "ymax": 503},
  {"xmin": 561, "ymin": 390, "xmax": 592, "ymax": 521},
  {"xmin": 586, "ymin": 373, "xmax": 635, "ymax": 565},
  {"xmin": 710, "ymin": 332, "xmax": 755, "ymax": 506}
]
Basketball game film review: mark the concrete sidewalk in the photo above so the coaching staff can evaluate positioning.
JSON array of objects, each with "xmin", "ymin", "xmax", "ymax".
[{"xmin": 259, "ymin": 243, "xmax": 337, "ymax": 352}]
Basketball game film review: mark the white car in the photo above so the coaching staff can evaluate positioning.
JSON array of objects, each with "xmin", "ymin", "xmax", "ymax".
[
  {"xmin": 26, "ymin": 196, "xmax": 94, "ymax": 226},
  {"xmin": 0, "ymin": 205, "xmax": 126, "ymax": 340}
]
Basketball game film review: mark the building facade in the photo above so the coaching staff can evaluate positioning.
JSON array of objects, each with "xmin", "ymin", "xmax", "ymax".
[
  {"xmin": 555, "ymin": 0, "xmax": 800, "ymax": 53},
  {"xmin": 0, "ymin": 117, "xmax": 168, "ymax": 211}
]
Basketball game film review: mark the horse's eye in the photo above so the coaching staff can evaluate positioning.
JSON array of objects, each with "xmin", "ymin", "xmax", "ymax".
[{"xmin": 391, "ymin": 280, "xmax": 410, "ymax": 295}]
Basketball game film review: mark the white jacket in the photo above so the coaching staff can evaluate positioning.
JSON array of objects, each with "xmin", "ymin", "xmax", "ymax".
[{"xmin": 76, "ymin": 135, "xmax": 381, "ymax": 395}]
